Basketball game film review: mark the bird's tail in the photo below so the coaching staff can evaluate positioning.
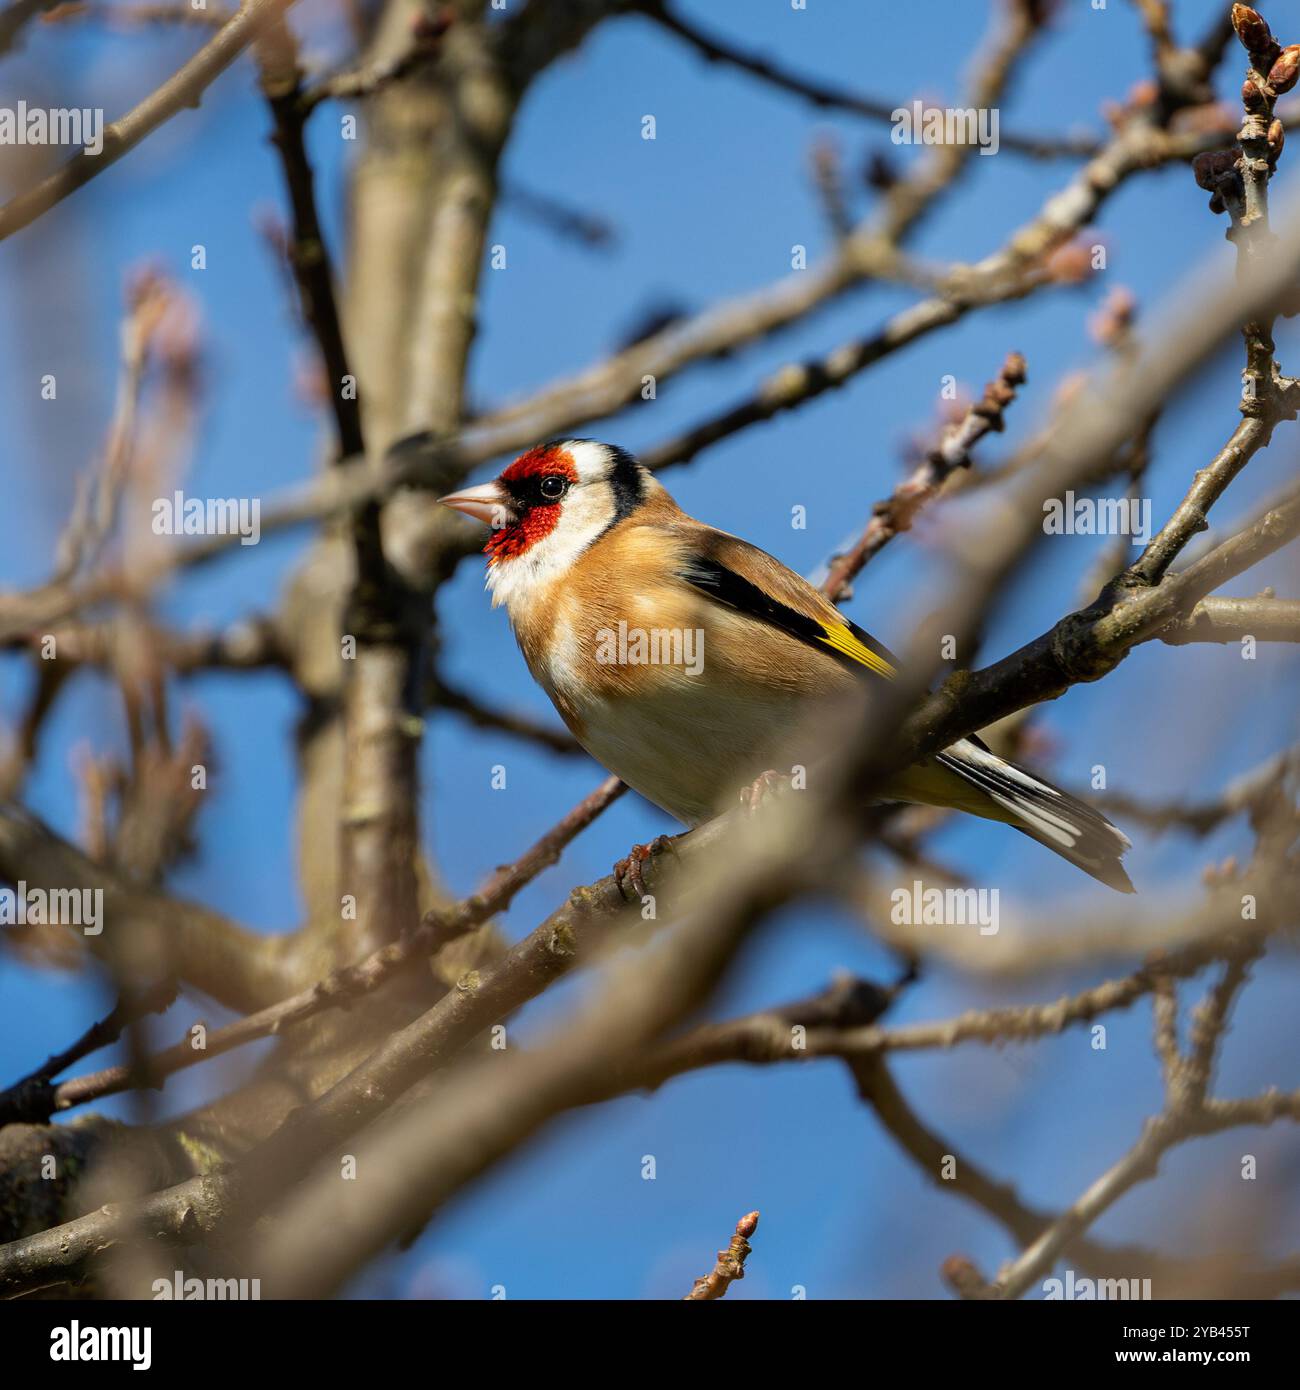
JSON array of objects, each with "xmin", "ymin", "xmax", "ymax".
[{"xmin": 887, "ymin": 737, "xmax": 1134, "ymax": 893}]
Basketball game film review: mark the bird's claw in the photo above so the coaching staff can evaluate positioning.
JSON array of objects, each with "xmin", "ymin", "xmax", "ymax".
[
  {"xmin": 740, "ymin": 769, "xmax": 790, "ymax": 816},
  {"xmin": 613, "ymin": 834, "xmax": 676, "ymax": 899}
]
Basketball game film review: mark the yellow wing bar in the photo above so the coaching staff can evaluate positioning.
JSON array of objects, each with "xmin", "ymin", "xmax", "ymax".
[{"xmin": 817, "ymin": 621, "xmax": 897, "ymax": 680}]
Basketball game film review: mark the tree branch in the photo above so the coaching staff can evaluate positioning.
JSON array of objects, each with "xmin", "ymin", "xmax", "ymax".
[
  {"xmin": 28, "ymin": 778, "xmax": 624, "ymax": 1118},
  {"xmin": 0, "ymin": 0, "xmax": 300, "ymax": 242},
  {"xmin": 821, "ymin": 351, "xmax": 1027, "ymax": 602},
  {"xmin": 0, "ymin": 980, "xmax": 175, "ymax": 1127},
  {"xmin": 641, "ymin": 0, "xmax": 1096, "ymax": 160},
  {"xmin": 1158, "ymin": 592, "xmax": 1300, "ymax": 643},
  {"xmin": 0, "ymin": 802, "xmax": 294, "ymax": 1012},
  {"xmin": 683, "ymin": 1210, "xmax": 759, "ymax": 1300}
]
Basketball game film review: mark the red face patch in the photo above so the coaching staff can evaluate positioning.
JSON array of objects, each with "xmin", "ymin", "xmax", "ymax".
[
  {"xmin": 485, "ymin": 505, "xmax": 561, "ymax": 562},
  {"xmin": 486, "ymin": 446, "xmax": 578, "ymax": 564},
  {"xmin": 498, "ymin": 445, "xmax": 578, "ymax": 486}
]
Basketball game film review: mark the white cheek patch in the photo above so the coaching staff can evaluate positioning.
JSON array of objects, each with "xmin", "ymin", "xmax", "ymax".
[
  {"xmin": 486, "ymin": 484, "xmax": 616, "ymax": 611},
  {"xmin": 564, "ymin": 439, "xmax": 618, "ymax": 482}
]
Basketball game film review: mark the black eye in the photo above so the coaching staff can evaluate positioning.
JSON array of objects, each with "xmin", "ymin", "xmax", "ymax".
[{"xmin": 539, "ymin": 475, "xmax": 568, "ymax": 501}]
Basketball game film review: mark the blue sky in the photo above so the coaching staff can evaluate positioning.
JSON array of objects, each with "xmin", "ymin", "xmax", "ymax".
[{"xmin": 1, "ymin": 0, "xmax": 1298, "ymax": 1298}]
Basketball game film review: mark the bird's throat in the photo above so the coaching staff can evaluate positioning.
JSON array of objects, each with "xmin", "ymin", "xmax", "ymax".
[{"xmin": 484, "ymin": 504, "xmax": 562, "ymax": 563}]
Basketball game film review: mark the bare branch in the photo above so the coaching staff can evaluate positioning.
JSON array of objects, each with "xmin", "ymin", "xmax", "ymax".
[
  {"xmin": 430, "ymin": 673, "xmax": 584, "ymax": 755},
  {"xmin": 629, "ymin": 930, "xmax": 1269, "ymax": 1093},
  {"xmin": 0, "ymin": 803, "xmax": 294, "ymax": 1011},
  {"xmin": 298, "ymin": 14, "xmax": 447, "ymax": 113},
  {"xmin": 37, "ymin": 778, "xmax": 624, "ymax": 1116},
  {"xmin": 821, "ymin": 351, "xmax": 1027, "ymax": 602},
  {"xmin": 1094, "ymin": 746, "xmax": 1300, "ymax": 834},
  {"xmin": 0, "ymin": 0, "xmax": 300, "ymax": 242},
  {"xmin": 1158, "ymin": 592, "xmax": 1300, "ymax": 643},
  {"xmin": 256, "ymin": 18, "xmax": 382, "ymax": 590},
  {"xmin": 0, "ymin": 0, "xmax": 63, "ymax": 52},
  {"xmin": 642, "ymin": 0, "xmax": 1096, "ymax": 160},
  {"xmin": 41, "ymin": 2, "xmax": 234, "ymax": 29},
  {"xmin": 0, "ymin": 979, "xmax": 175, "ymax": 1127},
  {"xmin": 683, "ymin": 1211, "xmax": 759, "ymax": 1301}
]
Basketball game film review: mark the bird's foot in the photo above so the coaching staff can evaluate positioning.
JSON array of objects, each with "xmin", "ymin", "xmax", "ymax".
[
  {"xmin": 613, "ymin": 834, "xmax": 678, "ymax": 900},
  {"xmin": 739, "ymin": 769, "xmax": 790, "ymax": 816}
]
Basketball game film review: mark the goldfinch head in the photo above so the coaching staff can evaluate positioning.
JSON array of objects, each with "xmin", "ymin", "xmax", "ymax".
[{"xmin": 439, "ymin": 439, "xmax": 655, "ymax": 605}]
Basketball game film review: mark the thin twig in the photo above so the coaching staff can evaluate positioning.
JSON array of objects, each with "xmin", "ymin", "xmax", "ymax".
[
  {"xmin": 683, "ymin": 1211, "xmax": 759, "ymax": 1300},
  {"xmin": 431, "ymin": 675, "xmax": 584, "ymax": 754},
  {"xmin": 38, "ymin": 777, "xmax": 625, "ymax": 1117},
  {"xmin": 641, "ymin": 0, "xmax": 1096, "ymax": 160},
  {"xmin": 0, "ymin": 0, "xmax": 299, "ymax": 241},
  {"xmin": 821, "ymin": 351, "xmax": 1026, "ymax": 602},
  {"xmin": 0, "ymin": 980, "xmax": 175, "ymax": 1127}
]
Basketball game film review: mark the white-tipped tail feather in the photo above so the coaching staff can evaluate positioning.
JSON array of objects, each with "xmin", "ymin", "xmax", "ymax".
[{"xmin": 900, "ymin": 738, "xmax": 1134, "ymax": 893}]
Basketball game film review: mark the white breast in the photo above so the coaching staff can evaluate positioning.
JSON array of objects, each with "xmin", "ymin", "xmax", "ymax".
[{"xmin": 540, "ymin": 656, "xmax": 806, "ymax": 827}]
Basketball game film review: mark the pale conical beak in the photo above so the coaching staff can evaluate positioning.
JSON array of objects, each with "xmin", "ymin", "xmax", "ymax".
[{"xmin": 438, "ymin": 481, "xmax": 510, "ymax": 527}]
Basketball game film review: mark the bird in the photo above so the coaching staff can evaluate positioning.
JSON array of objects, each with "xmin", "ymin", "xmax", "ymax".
[{"xmin": 439, "ymin": 439, "xmax": 1133, "ymax": 894}]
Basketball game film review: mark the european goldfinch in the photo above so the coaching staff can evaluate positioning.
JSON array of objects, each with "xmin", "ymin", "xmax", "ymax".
[{"xmin": 440, "ymin": 440, "xmax": 1133, "ymax": 892}]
